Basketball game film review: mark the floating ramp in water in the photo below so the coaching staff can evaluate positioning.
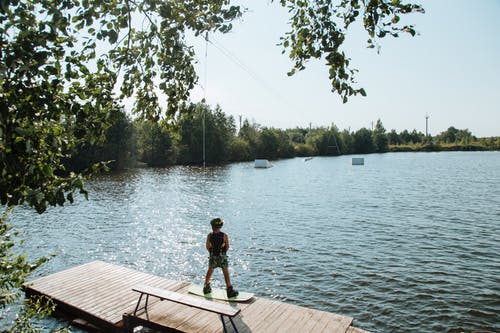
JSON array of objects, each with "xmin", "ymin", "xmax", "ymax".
[{"xmin": 254, "ymin": 159, "xmax": 272, "ymax": 168}]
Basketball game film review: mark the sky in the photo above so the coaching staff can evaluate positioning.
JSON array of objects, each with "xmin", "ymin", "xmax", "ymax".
[{"xmin": 186, "ymin": 0, "xmax": 500, "ymax": 137}]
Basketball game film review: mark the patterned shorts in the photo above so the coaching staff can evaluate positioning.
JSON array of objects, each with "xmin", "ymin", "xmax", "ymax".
[{"xmin": 209, "ymin": 254, "xmax": 228, "ymax": 268}]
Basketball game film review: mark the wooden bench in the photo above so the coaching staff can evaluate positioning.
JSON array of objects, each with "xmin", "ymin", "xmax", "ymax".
[{"xmin": 131, "ymin": 284, "xmax": 241, "ymax": 333}]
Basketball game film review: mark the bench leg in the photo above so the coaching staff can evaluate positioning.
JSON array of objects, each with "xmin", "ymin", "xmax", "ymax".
[
  {"xmin": 133, "ymin": 293, "xmax": 143, "ymax": 316},
  {"xmin": 133, "ymin": 293, "xmax": 150, "ymax": 321},
  {"xmin": 221, "ymin": 315, "xmax": 227, "ymax": 333},
  {"xmin": 220, "ymin": 315, "xmax": 239, "ymax": 333}
]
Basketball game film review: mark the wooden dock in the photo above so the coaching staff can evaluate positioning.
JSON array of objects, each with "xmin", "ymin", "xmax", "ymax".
[{"xmin": 24, "ymin": 261, "xmax": 369, "ymax": 333}]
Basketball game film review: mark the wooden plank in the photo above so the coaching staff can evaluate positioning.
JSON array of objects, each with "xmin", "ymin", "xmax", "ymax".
[
  {"xmin": 346, "ymin": 326, "xmax": 370, "ymax": 333},
  {"xmin": 145, "ymin": 301, "xmax": 200, "ymax": 329},
  {"xmin": 28, "ymin": 261, "xmax": 111, "ymax": 289},
  {"xmin": 136, "ymin": 300, "xmax": 219, "ymax": 333},
  {"xmin": 177, "ymin": 310, "xmax": 220, "ymax": 333},
  {"xmin": 27, "ymin": 261, "xmax": 106, "ymax": 285},
  {"xmin": 297, "ymin": 310, "xmax": 331, "ymax": 332},
  {"xmin": 271, "ymin": 306, "xmax": 314, "ymax": 332},
  {"xmin": 64, "ymin": 273, "xmax": 183, "ymax": 324},
  {"xmin": 322, "ymin": 312, "xmax": 354, "ymax": 333},
  {"xmin": 27, "ymin": 262, "xmax": 120, "ymax": 299},
  {"xmin": 242, "ymin": 298, "xmax": 288, "ymax": 332},
  {"xmin": 69, "ymin": 272, "xmax": 164, "ymax": 316},
  {"xmin": 99, "ymin": 280, "xmax": 188, "ymax": 321},
  {"xmin": 25, "ymin": 262, "xmax": 186, "ymax": 327},
  {"xmin": 133, "ymin": 284, "xmax": 240, "ymax": 317},
  {"xmin": 28, "ymin": 262, "xmax": 181, "ymax": 325},
  {"xmin": 237, "ymin": 297, "xmax": 275, "ymax": 321},
  {"xmin": 24, "ymin": 261, "xmax": 363, "ymax": 333}
]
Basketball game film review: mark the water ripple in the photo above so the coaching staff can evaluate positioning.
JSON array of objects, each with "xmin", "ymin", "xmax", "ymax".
[{"xmin": 5, "ymin": 152, "xmax": 500, "ymax": 332}]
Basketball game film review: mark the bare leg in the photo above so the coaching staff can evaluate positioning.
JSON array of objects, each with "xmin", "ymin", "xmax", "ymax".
[
  {"xmin": 222, "ymin": 267, "xmax": 232, "ymax": 288},
  {"xmin": 205, "ymin": 267, "xmax": 214, "ymax": 286}
]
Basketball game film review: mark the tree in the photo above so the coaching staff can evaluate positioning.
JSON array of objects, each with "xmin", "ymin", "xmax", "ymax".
[
  {"xmin": 372, "ymin": 119, "xmax": 388, "ymax": 152},
  {"xmin": 294, "ymin": 143, "xmax": 316, "ymax": 157},
  {"xmin": 340, "ymin": 129, "xmax": 355, "ymax": 154},
  {"xmin": 388, "ymin": 129, "xmax": 401, "ymax": 145},
  {"xmin": 176, "ymin": 103, "xmax": 235, "ymax": 164},
  {"xmin": 1, "ymin": 2, "xmax": 240, "ymax": 328},
  {"xmin": 67, "ymin": 109, "xmax": 136, "ymax": 172},
  {"xmin": 456, "ymin": 128, "xmax": 474, "ymax": 145},
  {"xmin": 0, "ymin": 0, "xmax": 424, "ymax": 328},
  {"xmin": 228, "ymin": 137, "xmax": 251, "ymax": 162},
  {"xmin": 437, "ymin": 126, "xmax": 458, "ymax": 143},
  {"xmin": 239, "ymin": 119, "xmax": 261, "ymax": 159},
  {"xmin": 305, "ymin": 127, "xmax": 328, "ymax": 155},
  {"xmin": 135, "ymin": 120, "xmax": 177, "ymax": 167},
  {"xmin": 1, "ymin": 0, "xmax": 242, "ymax": 212},
  {"xmin": 287, "ymin": 128, "xmax": 307, "ymax": 144},
  {"xmin": 399, "ymin": 129, "xmax": 411, "ymax": 144},
  {"xmin": 277, "ymin": 0, "xmax": 424, "ymax": 102},
  {"xmin": 1, "ymin": 0, "xmax": 424, "ymax": 210},
  {"xmin": 353, "ymin": 127, "xmax": 375, "ymax": 153},
  {"xmin": 209, "ymin": 105, "xmax": 237, "ymax": 163},
  {"xmin": 257, "ymin": 127, "xmax": 280, "ymax": 159},
  {"xmin": 409, "ymin": 129, "xmax": 424, "ymax": 144},
  {"xmin": 275, "ymin": 129, "xmax": 295, "ymax": 158}
]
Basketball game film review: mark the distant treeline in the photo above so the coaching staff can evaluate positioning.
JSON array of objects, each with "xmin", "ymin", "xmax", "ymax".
[{"xmin": 66, "ymin": 103, "xmax": 500, "ymax": 171}]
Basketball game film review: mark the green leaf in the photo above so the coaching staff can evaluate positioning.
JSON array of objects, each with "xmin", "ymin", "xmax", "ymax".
[
  {"xmin": 35, "ymin": 192, "xmax": 44, "ymax": 204},
  {"xmin": 25, "ymin": 140, "xmax": 32, "ymax": 153},
  {"xmin": 108, "ymin": 30, "xmax": 118, "ymax": 44},
  {"xmin": 42, "ymin": 165, "xmax": 53, "ymax": 177}
]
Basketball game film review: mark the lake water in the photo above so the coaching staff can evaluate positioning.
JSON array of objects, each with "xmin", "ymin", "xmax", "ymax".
[{"xmin": 6, "ymin": 152, "xmax": 500, "ymax": 332}]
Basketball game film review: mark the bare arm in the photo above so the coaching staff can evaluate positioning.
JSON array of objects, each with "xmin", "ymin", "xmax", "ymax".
[
  {"xmin": 206, "ymin": 233, "xmax": 212, "ymax": 252},
  {"xmin": 224, "ymin": 233, "xmax": 230, "ymax": 251}
]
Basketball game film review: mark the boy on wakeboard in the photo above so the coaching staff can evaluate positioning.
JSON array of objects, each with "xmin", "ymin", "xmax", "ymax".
[{"xmin": 203, "ymin": 217, "xmax": 239, "ymax": 298}]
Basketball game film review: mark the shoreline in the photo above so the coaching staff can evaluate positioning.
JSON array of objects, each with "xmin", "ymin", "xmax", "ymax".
[{"xmin": 388, "ymin": 143, "xmax": 499, "ymax": 153}]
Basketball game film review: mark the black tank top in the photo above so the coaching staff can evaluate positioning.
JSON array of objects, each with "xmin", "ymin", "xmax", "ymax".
[{"xmin": 210, "ymin": 232, "xmax": 226, "ymax": 256}]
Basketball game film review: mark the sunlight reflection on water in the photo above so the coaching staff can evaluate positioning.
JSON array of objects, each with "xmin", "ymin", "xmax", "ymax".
[{"xmin": 6, "ymin": 152, "xmax": 500, "ymax": 332}]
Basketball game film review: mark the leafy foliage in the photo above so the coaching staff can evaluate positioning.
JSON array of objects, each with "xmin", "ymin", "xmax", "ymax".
[
  {"xmin": 0, "ymin": 208, "xmax": 51, "ymax": 331},
  {"xmin": 176, "ymin": 103, "xmax": 235, "ymax": 164},
  {"xmin": 135, "ymin": 120, "xmax": 177, "ymax": 167},
  {"xmin": 277, "ymin": 0, "xmax": 424, "ymax": 102},
  {"xmin": 1, "ymin": 0, "xmax": 425, "ymax": 330},
  {"xmin": 0, "ymin": 0, "xmax": 118, "ymax": 213},
  {"xmin": 66, "ymin": 108, "xmax": 136, "ymax": 172},
  {"xmin": 435, "ymin": 126, "xmax": 475, "ymax": 144},
  {"xmin": 372, "ymin": 119, "xmax": 388, "ymax": 152},
  {"xmin": 8, "ymin": 295, "xmax": 70, "ymax": 333},
  {"xmin": 1, "ymin": 1, "xmax": 241, "ymax": 329},
  {"xmin": 353, "ymin": 127, "xmax": 375, "ymax": 153},
  {"xmin": 0, "ymin": 209, "xmax": 48, "ymax": 307},
  {"xmin": 1, "ymin": 0, "xmax": 242, "ymax": 213},
  {"xmin": 73, "ymin": 112, "xmax": 496, "ymax": 166}
]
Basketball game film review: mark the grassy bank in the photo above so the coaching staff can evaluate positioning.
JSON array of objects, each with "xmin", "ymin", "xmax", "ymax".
[{"xmin": 389, "ymin": 142, "xmax": 500, "ymax": 153}]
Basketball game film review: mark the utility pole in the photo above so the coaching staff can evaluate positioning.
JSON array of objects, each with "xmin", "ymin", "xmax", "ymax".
[
  {"xmin": 239, "ymin": 115, "xmax": 242, "ymax": 133},
  {"xmin": 203, "ymin": 107, "xmax": 206, "ymax": 168},
  {"xmin": 202, "ymin": 31, "xmax": 208, "ymax": 168},
  {"xmin": 425, "ymin": 113, "xmax": 429, "ymax": 137}
]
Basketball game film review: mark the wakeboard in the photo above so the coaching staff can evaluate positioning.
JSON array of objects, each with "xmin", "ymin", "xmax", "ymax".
[{"xmin": 188, "ymin": 284, "xmax": 254, "ymax": 302}]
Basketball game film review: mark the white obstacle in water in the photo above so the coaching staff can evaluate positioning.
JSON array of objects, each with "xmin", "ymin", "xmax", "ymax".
[
  {"xmin": 352, "ymin": 157, "xmax": 364, "ymax": 166},
  {"xmin": 254, "ymin": 159, "xmax": 272, "ymax": 168}
]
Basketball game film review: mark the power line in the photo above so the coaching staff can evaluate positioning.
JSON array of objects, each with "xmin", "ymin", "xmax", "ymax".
[{"xmin": 207, "ymin": 37, "xmax": 303, "ymax": 116}]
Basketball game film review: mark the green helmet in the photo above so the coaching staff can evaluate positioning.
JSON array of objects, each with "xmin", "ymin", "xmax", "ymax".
[{"xmin": 210, "ymin": 217, "xmax": 224, "ymax": 228}]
